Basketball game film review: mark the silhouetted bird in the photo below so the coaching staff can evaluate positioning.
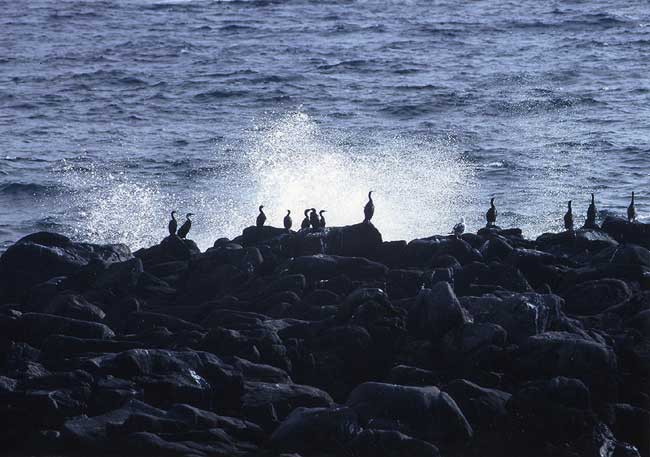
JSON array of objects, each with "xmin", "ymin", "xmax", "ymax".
[
  {"xmin": 301, "ymin": 209, "xmax": 310, "ymax": 229},
  {"xmin": 564, "ymin": 201, "xmax": 574, "ymax": 231},
  {"xmin": 284, "ymin": 210, "xmax": 292, "ymax": 231},
  {"xmin": 309, "ymin": 208, "xmax": 319, "ymax": 229},
  {"xmin": 452, "ymin": 217, "xmax": 465, "ymax": 237},
  {"xmin": 168, "ymin": 211, "xmax": 178, "ymax": 236},
  {"xmin": 256, "ymin": 205, "xmax": 266, "ymax": 227},
  {"xmin": 319, "ymin": 210, "xmax": 327, "ymax": 228},
  {"xmin": 363, "ymin": 191, "xmax": 374, "ymax": 223},
  {"xmin": 628, "ymin": 192, "xmax": 637, "ymax": 222},
  {"xmin": 586, "ymin": 193, "xmax": 597, "ymax": 227},
  {"xmin": 486, "ymin": 198, "xmax": 497, "ymax": 227},
  {"xmin": 177, "ymin": 213, "xmax": 193, "ymax": 239}
]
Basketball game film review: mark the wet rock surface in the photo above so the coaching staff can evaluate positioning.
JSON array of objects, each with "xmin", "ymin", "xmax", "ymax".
[{"xmin": 1, "ymin": 221, "xmax": 649, "ymax": 456}]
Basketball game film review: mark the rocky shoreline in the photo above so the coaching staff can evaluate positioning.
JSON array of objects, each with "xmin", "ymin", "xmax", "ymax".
[{"xmin": 0, "ymin": 217, "xmax": 649, "ymax": 457}]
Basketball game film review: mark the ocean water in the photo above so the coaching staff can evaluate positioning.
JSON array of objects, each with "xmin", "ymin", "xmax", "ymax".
[{"xmin": 1, "ymin": 0, "xmax": 648, "ymax": 251}]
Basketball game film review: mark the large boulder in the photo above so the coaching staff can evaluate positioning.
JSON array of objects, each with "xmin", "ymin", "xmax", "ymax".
[
  {"xmin": 82, "ymin": 349, "xmax": 243, "ymax": 410},
  {"xmin": 0, "ymin": 232, "xmax": 132, "ymax": 302},
  {"xmin": 445, "ymin": 379, "xmax": 511, "ymax": 435},
  {"xmin": 134, "ymin": 236, "xmax": 200, "ymax": 267},
  {"xmin": 345, "ymin": 382, "xmax": 473, "ymax": 446},
  {"xmin": 349, "ymin": 429, "xmax": 441, "ymax": 457},
  {"xmin": 408, "ymin": 282, "xmax": 471, "ymax": 340},
  {"xmin": 514, "ymin": 332, "xmax": 618, "ymax": 401},
  {"xmin": 270, "ymin": 406, "xmax": 360, "ymax": 453},
  {"xmin": 288, "ymin": 254, "xmax": 388, "ymax": 283},
  {"xmin": 460, "ymin": 292, "xmax": 561, "ymax": 344},
  {"xmin": 563, "ymin": 279, "xmax": 632, "ymax": 316},
  {"xmin": 601, "ymin": 217, "xmax": 650, "ymax": 249},
  {"xmin": 241, "ymin": 381, "xmax": 334, "ymax": 431},
  {"xmin": 17, "ymin": 312, "xmax": 115, "ymax": 347},
  {"xmin": 507, "ymin": 377, "xmax": 596, "ymax": 449}
]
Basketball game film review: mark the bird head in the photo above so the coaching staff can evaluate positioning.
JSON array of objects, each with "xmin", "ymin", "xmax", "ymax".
[
  {"xmin": 287, "ymin": 210, "xmax": 291, "ymax": 215},
  {"xmin": 568, "ymin": 200, "xmax": 572, "ymax": 208},
  {"xmin": 186, "ymin": 213, "xmax": 194, "ymax": 218},
  {"xmin": 368, "ymin": 191, "xmax": 374, "ymax": 198},
  {"xmin": 259, "ymin": 205, "xmax": 264, "ymax": 211},
  {"xmin": 304, "ymin": 209, "xmax": 310, "ymax": 216},
  {"xmin": 490, "ymin": 198, "xmax": 495, "ymax": 205},
  {"xmin": 320, "ymin": 210, "xmax": 327, "ymax": 215},
  {"xmin": 171, "ymin": 210, "xmax": 177, "ymax": 216}
]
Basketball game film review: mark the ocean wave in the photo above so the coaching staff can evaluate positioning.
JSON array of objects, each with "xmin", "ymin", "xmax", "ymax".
[
  {"xmin": 0, "ymin": 182, "xmax": 63, "ymax": 196},
  {"xmin": 193, "ymin": 88, "xmax": 248, "ymax": 100}
]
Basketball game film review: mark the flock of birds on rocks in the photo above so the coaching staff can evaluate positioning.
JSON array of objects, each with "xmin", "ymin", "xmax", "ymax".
[{"xmin": 166, "ymin": 190, "xmax": 640, "ymax": 239}]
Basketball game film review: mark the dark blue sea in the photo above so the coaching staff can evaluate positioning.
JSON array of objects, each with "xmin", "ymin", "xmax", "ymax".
[{"xmin": 1, "ymin": 0, "xmax": 648, "ymax": 250}]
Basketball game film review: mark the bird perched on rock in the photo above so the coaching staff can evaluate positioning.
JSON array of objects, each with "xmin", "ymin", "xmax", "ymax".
[
  {"xmin": 284, "ymin": 210, "xmax": 292, "ymax": 231},
  {"xmin": 486, "ymin": 198, "xmax": 497, "ymax": 227},
  {"xmin": 564, "ymin": 201, "xmax": 574, "ymax": 231},
  {"xmin": 452, "ymin": 217, "xmax": 465, "ymax": 237},
  {"xmin": 363, "ymin": 191, "xmax": 374, "ymax": 223},
  {"xmin": 585, "ymin": 193, "xmax": 597, "ymax": 228},
  {"xmin": 256, "ymin": 205, "xmax": 266, "ymax": 227},
  {"xmin": 628, "ymin": 192, "xmax": 637, "ymax": 222},
  {"xmin": 301, "ymin": 209, "xmax": 310, "ymax": 229},
  {"xmin": 168, "ymin": 211, "xmax": 178, "ymax": 236},
  {"xmin": 319, "ymin": 210, "xmax": 327, "ymax": 228},
  {"xmin": 177, "ymin": 213, "xmax": 193, "ymax": 239},
  {"xmin": 309, "ymin": 208, "xmax": 320, "ymax": 229}
]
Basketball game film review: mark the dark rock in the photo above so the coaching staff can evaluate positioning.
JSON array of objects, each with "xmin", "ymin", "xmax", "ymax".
[
  {"xmin": 288, "ymin": 254, "xmax": 388, "ymax": 283},
  {"xmin": 241, "ymin": 381, "xmax": 334, "ymax": 431},
  {"xmin": 441, "ymin": 322, "xmax": 507, "ymax": 358},
  {"xmin": 602, "ymin": 217, "xmax": 650, "ymax": 249},
  {"xmin": 231, "ymin": 357, "xmax": 292, "ymax": 384},
  {"xmin": 345, "ymin": 381, "xmax": 473, "ymax": 446},
  {"xmin": 83, "ymin": 349, "xmax": 243, "ymax": 411},
  {"xmin": 507, "ymin": 377, "xmax": 596, "ymax": 450},
  {"xmin": 514, "ymin": 332, "xmax": 618, "ymax": 401},
  {"xmin": 126, "ymin": 311, "xmax": 204, "ymax": 333},
  {"xmin": 134, "ymin": 236, "xmax": 200, "ymax": 267},
  {"xmin": 456, "ymin": 261, "xmax": 533, "ymax": 295},
  {"xmin": 387, "ymin": 365, "xmax": 442, "ymax": 387},
  {"xmin": 445, "ymin": 379, "xmax": 511, "ymax": 435},
  {"xmin": 603, "ymin": 403, "xmax": 650, "ymax": 457},
  {"xmin": 460, "ymin": 292, "xmax": 561, "ymax": 344},
  {"xmin": 270, "ymin": 406, "xmax": 360, "ymax": 454},
  {"xmin": 349, "ymin": 429, "xmax": 440, "ymax": 457},
  {"xmin": 407, "ymin": 282, "xmax": 471, "ymax": 340},
  {"xmin": 481, "ymin": 236, "xmax": 514, "ymax": 262},
  {"xmin": 327, "ymin": 222, "xmax": 383, "ymax": 258},
  {"xmin": 33, "ymin": 293, "xmax": 106, "ymax": 322},
  {"xmin": 563, "ymin": 279, "xmax": 633, "ymax": 316},
  {"xmin": 388, "ymin": 269, "xmax": 425, "ymax": 299},
  {"xmin": 577, "ymin": 422, "xmax": 641, "ymax": 457},
  {"xmin": 0, "ymin": 232, "xmax": 132, "ymax": 302},
  {"xmin": 17, "ymin": 312, "xmax": 115, "ymax": 346}
]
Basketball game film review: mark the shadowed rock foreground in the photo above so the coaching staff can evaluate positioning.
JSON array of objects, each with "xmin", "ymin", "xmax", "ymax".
[{"xmin": 0, "ymin": 218, "xmax": 649, "ymax": 457}]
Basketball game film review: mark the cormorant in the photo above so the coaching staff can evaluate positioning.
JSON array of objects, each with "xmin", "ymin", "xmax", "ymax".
[
  {"xmin": 452, "ymin": 217, "xmax": 465, "ymax": 237},
  {"xmin": 301, "ymin": 209, "xmax": 310, "ymax": 229},
  {"xmin": 319, "ymin": 210, "xmax": 327, "ymax": 228},
  {"xmin": 363, "ymin": 191, "xmax": 374, "ymax": 223},
  {"xmin": 309, "ymin": 208, "xmax": 319, "ymax": 229},
  {"xmin": 168, "ymin": 211, "xmax": 178, "ymax": 236},
  {"xmin": 628, "ymin": 192, "xmax": 637, "ymax": 222},
  {"xmin": 256, "ymin": 205, "xmax": 266, "ymax": 227},
  {"xmin": 486, "ymin": 198, "xmax": 497, "ymax": 227},
  {"xmin": 586, "ymin": 193, "xmax": 597, "ymax": 227},
  {"xmin": 284, "ymin": 210, "xmax": 292, "ymax": 231},
  {"xmin": 564, "ymin": 201, "xmax": 574, "ymax": 231},
  {"xmin": 177, "ymin": 213, "xmax": 194, "ymax": 239}
]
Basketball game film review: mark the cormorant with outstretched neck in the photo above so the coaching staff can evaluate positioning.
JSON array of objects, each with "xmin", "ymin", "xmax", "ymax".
[
  {"xmin": 363, "ymin": 191, "xmax": 374, "ymax": 223},
  {"xmin": 177, "ymin": 213, "xmax": 194, "ymax": 239},
  {"xmin": 309, "ymin": 208, "xmax": 319, "ymax": 229},
  {"xmin": 168, "ymin": 211, "xmax": 178, "ymax": 236},
  {"xmin": 284, "ymin": 210, "xmax": 292, "ymax": 231},
  {"xmin": 301, "ymin": 209, "xmax": 310, "ymax": 229},
  {"xmin": 564, "ymin": 201, "xmax": 574, "ymax": 231},
  {"xmin": 486, "ymin": 198, "xmax": 497, "ymax": 227},
  {"xmin": 628, "ymin": 192, "xmax": 637, "ymax": 222},
  {"xmin": 319, "ymin": 210, "xmax": 327, "ymax": 228},
  {"xmin": 256, "ymin": 205, "xmax": 266, "ymax": 227},
  {"xmin": 586, "ymin": 193, "xmax": 597, "ymax": 227}
]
